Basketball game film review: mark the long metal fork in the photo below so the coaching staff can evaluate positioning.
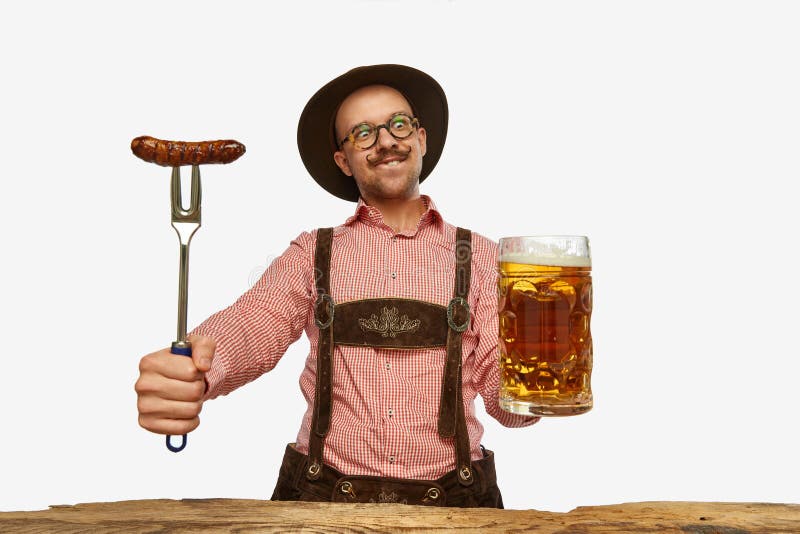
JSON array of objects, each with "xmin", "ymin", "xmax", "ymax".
[{"xmin": 166, "ymin": 165, "xmax": 201, "ymax": 453}]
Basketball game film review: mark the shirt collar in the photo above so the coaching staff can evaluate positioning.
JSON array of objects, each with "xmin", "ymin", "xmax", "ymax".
[{"xmin": 343, "ymin": 194, "xmax": 444, "ymax": 235}]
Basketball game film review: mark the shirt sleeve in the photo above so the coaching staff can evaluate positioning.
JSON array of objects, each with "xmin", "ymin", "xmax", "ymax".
[
  {"xmin": 470, "ymin": 259, "xmax": 541, "ymax": 428},
  {"xmin": 190, "ymin": 231, "xmax": 315, "ymax": 401}
]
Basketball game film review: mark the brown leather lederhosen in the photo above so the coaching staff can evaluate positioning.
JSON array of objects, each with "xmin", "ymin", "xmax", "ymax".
[{"xmin": 270, "ymin": 227, "xmax": 503, "ymax": 508}]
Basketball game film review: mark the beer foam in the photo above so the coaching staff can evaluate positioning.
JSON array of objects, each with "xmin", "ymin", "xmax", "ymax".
[
  {"xmin": 499, "ymin": 236, "xmax": 591, "ymax": 267},
  {"xmin": 499, "ymin": 253, "xmax": 591, "ymax": 267}
]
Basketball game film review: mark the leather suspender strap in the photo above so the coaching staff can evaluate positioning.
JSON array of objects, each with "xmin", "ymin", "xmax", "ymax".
[
  {"xmin": 307, "ymin": 227, "xmax": 334, "ymax": 480},
  {"xmin": 307, "ymin": 226, "xmax": 475, "ymax": 486},
  {"xmin": 437, "ymin": 227, "xmax": 474, "ymax": 486}
]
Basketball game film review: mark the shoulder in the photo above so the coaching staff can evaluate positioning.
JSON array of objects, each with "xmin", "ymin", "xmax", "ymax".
[
  {"xmin": 467, "ymin": 230, "xmax": 498, "ymax": 261},
  {"xmin": 291, "ymin": 224, "xmax": 356, "ymax": 257},
  {"xmin": 291, "ymin": 224, "xmax": 346, "ymax": 244},
  {"xmin": 437, "ymin": 220, "xmax": 497, "ymax": 280},
  {"xmin": 467, "ymin": 230, "xmax": 498, "ymax": 283},
  {"xmin": 288, "ymin": 229, "xmax": 316, "ymax": 251},
  {"xmin": 443, "ymin": 223, "xmax": 497, "ymax": 267}
]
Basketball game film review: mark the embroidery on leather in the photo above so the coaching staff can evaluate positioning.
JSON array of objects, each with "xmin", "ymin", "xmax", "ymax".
[
  {"xmin": 369, "ymin": 490, "xmax": 408, "ymax": 504},
  {"xmin": 359, "ymin": 306, "xmax": 421, "ymax": 338}
]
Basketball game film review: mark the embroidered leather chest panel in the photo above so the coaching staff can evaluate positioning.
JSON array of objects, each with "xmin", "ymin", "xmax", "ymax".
[{"xmin": 332, "ymin": 298, "xmax": 447, "ymax": 349}]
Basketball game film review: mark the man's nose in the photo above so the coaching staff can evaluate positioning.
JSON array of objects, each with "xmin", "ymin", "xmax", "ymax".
[{"xmin": 375, "ymin": 126, "xmax": 397, "ymax": 149}]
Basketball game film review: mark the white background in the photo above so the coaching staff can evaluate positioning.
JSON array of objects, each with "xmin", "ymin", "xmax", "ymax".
[{"xmin": 1, "ymin": 0, "xmax": 798, "ymax": 513}]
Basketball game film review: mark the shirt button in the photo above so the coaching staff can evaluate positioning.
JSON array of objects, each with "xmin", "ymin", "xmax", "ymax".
[
  {"xmin": 388, "ymin": 408, "xmax": 394, "ymax": 417},
  {"xmin": 389, "ymin": 455, "xmax": 396, "ymax": 464},
  {"xmin": 391, "ymin": 272, "xmax": 397, "ymax": 279},
  {"xmin": 385, "ymin": 362, "xmax": 391, "ymax": 370}
]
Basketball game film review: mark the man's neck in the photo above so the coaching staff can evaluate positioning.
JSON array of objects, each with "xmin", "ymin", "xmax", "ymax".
[{"xmin": 363, "ymin": 195, "xmax": 427, "ymax": 234}]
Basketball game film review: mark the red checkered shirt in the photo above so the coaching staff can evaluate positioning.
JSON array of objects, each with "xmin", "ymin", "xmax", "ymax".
[{"xmin": 192, "ymin": 196, "xmax": 538, "ymax": 479}]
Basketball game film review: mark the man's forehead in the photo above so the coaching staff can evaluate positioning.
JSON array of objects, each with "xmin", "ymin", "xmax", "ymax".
[{"xmin": 337, "ymin": 85, "xmax": 413, "ymax": 121}]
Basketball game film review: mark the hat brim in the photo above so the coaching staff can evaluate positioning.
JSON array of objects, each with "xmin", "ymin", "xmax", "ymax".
[{"xmin": 297, "ymin": 64, "xmax": 448, "ymax": 202}]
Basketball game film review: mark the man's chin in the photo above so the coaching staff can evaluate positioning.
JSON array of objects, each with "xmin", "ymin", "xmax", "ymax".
[{"xmin": 365, "ymin": 181, "xmax": 420, "ymax": 202}]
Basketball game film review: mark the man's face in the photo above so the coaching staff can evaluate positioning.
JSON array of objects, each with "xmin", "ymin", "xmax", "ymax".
[{"xmin": 333, "ymin": 85, "xmax": 427, "ymax": 203}]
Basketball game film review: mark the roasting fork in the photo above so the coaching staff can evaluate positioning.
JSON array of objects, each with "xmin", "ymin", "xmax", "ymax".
[
  {"xmin": 166, "ymin": 165, "xmax": 201, "ymax": 453},
  {"xmin": 132, "ymin": 134, "xmax": 244, "ymax": 453}
]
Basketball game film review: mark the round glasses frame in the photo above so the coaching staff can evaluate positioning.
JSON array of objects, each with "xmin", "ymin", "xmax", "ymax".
[{"xmin": 338, "ymin": 113, "xmax": 420, "ymax": 150}]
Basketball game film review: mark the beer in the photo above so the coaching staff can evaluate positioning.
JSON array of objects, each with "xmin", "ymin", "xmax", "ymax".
[{"xmin": 498, "ymin": 236, "xmax": 592, "ymax": 416}]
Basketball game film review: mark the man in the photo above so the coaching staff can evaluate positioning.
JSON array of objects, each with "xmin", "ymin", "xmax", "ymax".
[{"xmin": 135, "ymin": 64, "xmax": 539, "ymax": 508}]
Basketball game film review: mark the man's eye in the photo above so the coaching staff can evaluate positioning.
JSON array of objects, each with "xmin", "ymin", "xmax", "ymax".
[
  {"xmin": 391, "ymin": 118, "xmax": 409, "ymax": 130},
  {"xmin": 355, "ymin": 126, "xmax": 372, "ymax": 139}
]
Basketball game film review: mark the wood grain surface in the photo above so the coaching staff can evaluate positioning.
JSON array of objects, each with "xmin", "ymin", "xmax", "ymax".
[{"xmin": 1, "ymin": 499, "xmax": 798, "ymax": 533}]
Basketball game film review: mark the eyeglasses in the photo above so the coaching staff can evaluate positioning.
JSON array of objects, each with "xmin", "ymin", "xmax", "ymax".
[{"xmin": 339, "ymin": 113, "xmax": 420, "ymax": 150}]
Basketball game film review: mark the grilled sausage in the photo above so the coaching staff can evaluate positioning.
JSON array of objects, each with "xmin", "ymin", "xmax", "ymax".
[{"xmin": 131, "ymin": 136, "xmax": 245, "ymax": 167}]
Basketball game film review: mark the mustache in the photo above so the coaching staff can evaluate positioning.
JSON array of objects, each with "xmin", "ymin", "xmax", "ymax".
[{"xmin": 367, "ymin": 148, "xmax": 412, "ymax": 166}]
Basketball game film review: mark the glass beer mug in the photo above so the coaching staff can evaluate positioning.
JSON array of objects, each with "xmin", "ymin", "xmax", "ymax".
[{"xmin": 498, "ymin": 236, "xmax": 593, "ymax": 416}]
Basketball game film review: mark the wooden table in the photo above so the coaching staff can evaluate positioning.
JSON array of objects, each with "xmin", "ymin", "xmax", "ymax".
[{"xmin": 1, "ymin": 499, "xmax": 798, "ymax": 532}]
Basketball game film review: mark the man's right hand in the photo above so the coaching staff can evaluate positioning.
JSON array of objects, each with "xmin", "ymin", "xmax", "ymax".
[{"xmin": 135, "ymin": 334, "xmax": 216, "ymax": 436}]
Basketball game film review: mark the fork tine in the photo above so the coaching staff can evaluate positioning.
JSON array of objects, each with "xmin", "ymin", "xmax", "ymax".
[
  {"xmin": 170, "ymin": 166, "xmax": 181, "ymax": 217},
  {"xmin": 191, "ymin": 164, "xmax": 201, "ymax": 213},
  {"xmin": 170, "ymin": 165, "xmax": 202, "ymax": 222}
]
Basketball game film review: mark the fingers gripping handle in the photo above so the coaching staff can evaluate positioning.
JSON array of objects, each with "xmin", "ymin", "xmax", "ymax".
[{"xmin": 166, "ymin": 342, "xmax": 193, "ymax": 453}]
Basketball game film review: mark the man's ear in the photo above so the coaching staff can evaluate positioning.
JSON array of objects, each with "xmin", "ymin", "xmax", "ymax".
[
  {"xmin": 417, "ymin": 126, "xmax": 427, "ymax": 157},
  {"xmin": 334, "ymin": 150, "xmax": 353, "ymax": 176}
]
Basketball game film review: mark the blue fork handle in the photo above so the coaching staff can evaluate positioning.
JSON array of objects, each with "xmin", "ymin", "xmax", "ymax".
[{"xmin": 166, "ymin": 344, "xmax": 192, "ymax": 452}]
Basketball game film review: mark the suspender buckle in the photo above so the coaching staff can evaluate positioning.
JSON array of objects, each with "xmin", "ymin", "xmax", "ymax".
[
  {"xmin": 447, "ymin": 296, "xmax": 470, "ymax": 332},
  {"xmin": 314, "ymin": 293, "xmax": 335, "ymax": 329}
]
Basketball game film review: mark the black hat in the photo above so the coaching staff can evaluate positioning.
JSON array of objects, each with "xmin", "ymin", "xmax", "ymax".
[{"xmin": 297, "ymin": 64, "xmax": 448, "ymax": 202}]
